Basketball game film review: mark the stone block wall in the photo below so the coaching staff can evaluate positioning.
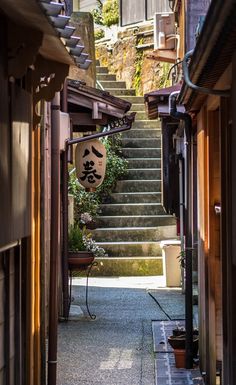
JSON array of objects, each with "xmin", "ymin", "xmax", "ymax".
[{"xmin": 95, "ymin": 24, "xmax": 171, "ymax": 95}]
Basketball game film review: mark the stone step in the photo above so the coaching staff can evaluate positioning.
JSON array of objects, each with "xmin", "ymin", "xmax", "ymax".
[
  {"xmin": 92, "ymin": 225, "xmax": 176, "ymax": 242},
  {"xmin": 123, "ymin": 168, "xmax": 161, "ymax": 180},
  {"xmin": 96, "ymin": 241, "xmax": 162, "ymax": 257},
  {"xmin": 96, "ymin": 215, "xmax": 176, "ymax": 228},
  {"xmin": 127, "ymin": 158, "xmax": 161, "ymax": 168},
  {"xmin": 123, "ymin": 129, "xmax": 161, "ymax": 139},
  {"xmin": 135, "ymin": 111, "xmax": 149, "ymax": 120},
  {"xmin": 119, "ymin": 96, "xmax": 145, "ymax": 103},
  {"xmin": 96, "ymin": 216, "xmax": 176, "ymax": 230},
  {"xmin": 109, "ymin": 192, "xmax": 162, "ymax": 204},
  {"xmin": 133, "ymin": 120, "xmax": 161, "ymax": 129},
  {"xmin": 91, "ymin": 257, "xmax": 163, "ymax": 277},
  {"xmin": 96, "ymin": 66, "xmax": 108, "ymax": 74},
  {"xmin": 130, "ymin": 103, "xmax": 146, "ymax": 112},
  {"xmin": 114, "ymin": 179, "xmax": 161, "ymax": 193},
  {"xmin": 122, "ymin": 148, "xmax": 161, "ymax": 158},
  {"xmin": 101, "ymin": 203, "xmax": 165, "ymax": 216},
  {"xmin": 107, "ymin": 88, "xmax": 136, "ymax": 96},
  {"xmin": 96, "ymin": 73, "xmax": 116, "ymax": 81},
  {"xmin": 100, "ymin": 80, "xmax": 127, "ymax": 89},
  {"xmin": 122, "ymin": 138, "xmax": 161, "ymax": 148}
]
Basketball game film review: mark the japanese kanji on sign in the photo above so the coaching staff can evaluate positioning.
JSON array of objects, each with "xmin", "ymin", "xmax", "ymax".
[{"xmin": 75, "ymin": 139, "xmax": 107, "ymax": 192}]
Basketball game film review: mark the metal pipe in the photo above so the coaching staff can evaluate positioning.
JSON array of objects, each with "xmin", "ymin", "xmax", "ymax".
[
  {"xmin": 48, "ymin": 92, "xmax": 61, "ymax": 385},
  {"xmin": 169, "ymin": 91, "xmax": 193, "ymax": 369},
  {"xmin": 62, "ymin": 145, "xmax": 70, "ymax": 318},
  {"xmin": 182, "ymin": 50, "xmax": 230, "ymax": 97},
  {"xmin": 0, "ymin": 240, "xmax": 20, "ymax": 253},
  {"xmin": 61, "ymin": 82, "xmax": 70, "ymax": 319},
  {"xmin": 179, "ymin": 156, "xmax": 185, "ymax": 294},
  {"xmin": 67, "ymin": 119, "xmax": 135, "ymax": 146}
]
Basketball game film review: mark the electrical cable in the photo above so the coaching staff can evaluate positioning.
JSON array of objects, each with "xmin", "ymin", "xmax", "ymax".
[{"xmin": 148, "ymin": 291, "xmax": 172, "ymax": 320}]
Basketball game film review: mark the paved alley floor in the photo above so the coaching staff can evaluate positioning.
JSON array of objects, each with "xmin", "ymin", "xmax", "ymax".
[{"xmin": 57, "ymin": 277, "xmax": 196, "ymax": 385}]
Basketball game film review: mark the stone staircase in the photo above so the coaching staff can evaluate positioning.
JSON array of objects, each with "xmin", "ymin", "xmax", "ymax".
[{"xmin": 92, "ymin": 61, "xmax": 177, "ymax": 276}]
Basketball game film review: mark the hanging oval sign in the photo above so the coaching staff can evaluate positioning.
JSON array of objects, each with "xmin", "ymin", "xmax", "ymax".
[{"xmin": 75, "ymin": 139, "xmax": 106, "ymax": 192}]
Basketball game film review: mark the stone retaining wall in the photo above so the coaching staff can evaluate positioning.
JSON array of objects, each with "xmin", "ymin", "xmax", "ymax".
[{"xmin": 95, "ymin": 24, "xmax": 171, "ymax": 95}]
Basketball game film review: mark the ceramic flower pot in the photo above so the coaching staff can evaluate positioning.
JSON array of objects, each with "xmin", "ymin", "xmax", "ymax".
[
  {"xmin": 174, "ymin": 349, "xmax": 186, "ymax": 368},
  {"xmin": 168, "ymin": 335, "xmax": 199, "ymax": 358},
  {"xmin": 68, "ymin": 251, "xmax": 94, "ymax": 270}
]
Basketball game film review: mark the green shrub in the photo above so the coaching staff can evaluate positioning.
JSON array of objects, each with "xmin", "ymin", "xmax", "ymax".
[
  {"xmin": 94, "ymin": 28, "xmax": 105, "ymax": 40},
  {"xmin": 68, "ymin": 224, "xmax": 87, "ymax": 252},
  {"xmin": 96, "ymin": 136, "xmax": 127, "ymax": 201},
  {"xmin": 91, "ymin": 0, "xmax": 103, "ymax": 25},
  {"xmin": 102, "ymin": 0, "xmax": 119, "ymax": 27}
]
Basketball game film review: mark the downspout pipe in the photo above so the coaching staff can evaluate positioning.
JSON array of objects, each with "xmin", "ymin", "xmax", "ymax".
[
  {"xmin": 67, "ymin": 113, "xmax": 136, "ymax": 147},
  {"xmin": 169, "ymin": 91, "xmax": 193, "ymax": 369},
  {"xmin": 179, "ymin": 156, "xmax": 185, "ymax": 294},
  {"xmin": 48, "ymin": 93, "xmax": 61, "ymax": 385}
]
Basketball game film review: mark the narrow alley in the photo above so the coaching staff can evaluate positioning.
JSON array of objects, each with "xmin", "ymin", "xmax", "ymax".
[{"xmin": 57, "ymin": 277, "xmax": 198, "ymax": 385}]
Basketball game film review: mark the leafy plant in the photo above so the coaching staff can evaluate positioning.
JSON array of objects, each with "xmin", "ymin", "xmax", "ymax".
[
  {"xmin": 91, "ymin": 0, "xmax": 104, "ymax": 25},
  {"xmin": 68, "ymin": 224, "xmax": 107, "ymax": 258},
  {"xmin": 177, "ymin": 250, "xmax": 186, "ymax": 268},
  {"xmin": 68, "ymin": 224, "xmax": 87, "ymax": 252},
  {"xmin": 83, "ymin": 236, "xmax": 107, "ymax": 258},
  {"xmin": 102, "ymin": 0, "xmax": 119, "ymax": 27},
  {"xmin": 96, "ymin": 136, "xmax": 128, "ymax": 201},
  {"xmin": 68, "ymin": 172, "xmax": 100, "ymax": 222},
  {"xmin": 92, "ymin": 0, "xmax": 119, "ymax": 27},
  {"xmin": 94, "ymin": 28, "xmax": 105, "ymax": 40}
]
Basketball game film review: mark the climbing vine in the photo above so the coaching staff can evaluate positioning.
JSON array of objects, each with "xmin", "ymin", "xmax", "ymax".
[
  {"xmin": 133, "ymin": 38, "xmax": 144, "ymax": 95},
  {"xmin": 158, "ymin": 62, "xmax": 171, "ymax": 89}
]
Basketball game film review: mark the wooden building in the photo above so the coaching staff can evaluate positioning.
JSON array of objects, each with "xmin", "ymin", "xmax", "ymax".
[
  {"xmin": 180, "ymin": 2, "xmax": 236, "ymax": 384},
  {"xmin": 145, "ymin": 1, "xmax": 236, "ymax": 384},
  {"xmin": 0, "ymin": 1, "xmax": 79, "ymax": 384}
]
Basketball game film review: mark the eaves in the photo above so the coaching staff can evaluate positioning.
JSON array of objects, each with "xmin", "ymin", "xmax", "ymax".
[{"xmin": 180, "ymin": 0, "xmax": 236, "ymax": 112}]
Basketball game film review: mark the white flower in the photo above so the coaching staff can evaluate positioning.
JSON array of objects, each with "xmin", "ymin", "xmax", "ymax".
[{"xmin": 80, "ymin": 212, "xmax": 93, "ymax": 224}]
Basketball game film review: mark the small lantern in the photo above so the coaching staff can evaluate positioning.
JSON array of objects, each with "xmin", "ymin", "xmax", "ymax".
[{"xmin": 75, "ymin": 139, "xmax": 106, "ymax": 192}]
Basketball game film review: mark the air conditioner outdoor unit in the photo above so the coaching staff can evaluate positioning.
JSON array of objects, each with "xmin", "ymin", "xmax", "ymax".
[{"xmin": 154, "ymin": 12, "xmax": 175, "ymax": 50}]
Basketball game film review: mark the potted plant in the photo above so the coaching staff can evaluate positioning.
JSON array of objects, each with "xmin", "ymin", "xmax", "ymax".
[
  {"xmin": 68, "ymin": 224, "xmax": 94, "ymax": 269},
  {"xmin": 168, "ymin": 328, "xmax": 199, "ymax": 368},
  {"xmin": 68, "ymin": 224, "xmax": 107, "ymax": 269}
]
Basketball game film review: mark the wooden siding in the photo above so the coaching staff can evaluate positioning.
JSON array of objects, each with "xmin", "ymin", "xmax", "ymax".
[
  {"xmin": 221, "ymin": 53, "xmax": 236, "ymax": 385},
  {"xmin": 0, "ymin": 84, "xmax": 31, "ymax": 248},
  {"xmin": 197, "ymin": 106, "xmax": 208, "ymax": 375},
  {"xmin": 0, "ymin": 245, "xmax": 25, "ymax": 385},
  {"xmin": 197, "ymin": 100, "xmax": 223, "ymax": 385}
]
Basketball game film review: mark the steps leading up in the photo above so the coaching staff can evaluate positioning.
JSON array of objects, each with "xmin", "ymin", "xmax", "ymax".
[
  {"xmin": 94, "ymin": 61, "xmax": 177, "ymax": 276},
  {"xmin": 109, "ymin": 192, "xmax": 162, "ymax": 204},
  {"xmin": 100, "ymin": 203, "xmax": 166, "ymax": 216},
  {"xmin": 92, "ymin": 225, "xmax": 176, "ymax": 242},
  {"xmin": 96, "ymin": 215, "xmax": 176, "ymax": 228},
  {"xmin": 121, "ymin": 138, "xmax": 161, "ymax": 148},
  {"xmin": 122, "ymin": 168, "xmax": 161, "ymax": 180}
]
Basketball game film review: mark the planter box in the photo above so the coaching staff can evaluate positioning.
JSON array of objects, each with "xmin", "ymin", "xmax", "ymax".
[{"xmin": 68, "ymin": 251, "xmax": 94, "ymax": 270}]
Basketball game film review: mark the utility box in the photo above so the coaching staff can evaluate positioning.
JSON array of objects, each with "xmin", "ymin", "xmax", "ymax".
[{"xmin": 160, "ymin": 240, "xmax": 181, "ymax": 287}]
